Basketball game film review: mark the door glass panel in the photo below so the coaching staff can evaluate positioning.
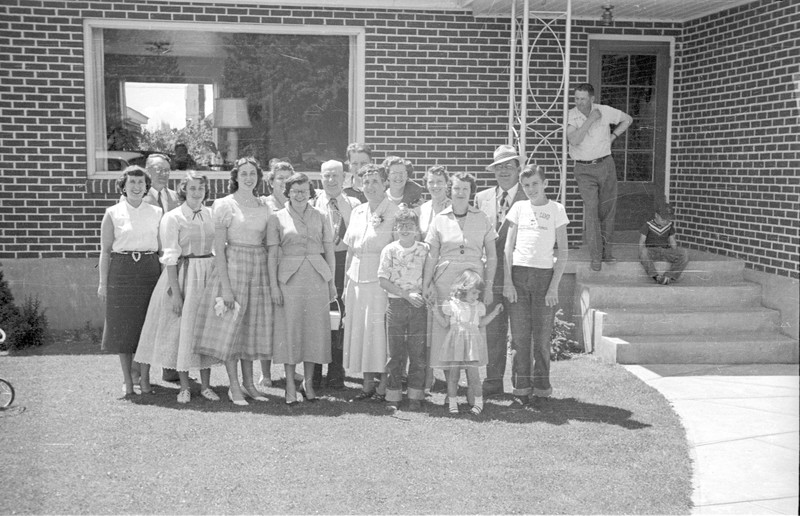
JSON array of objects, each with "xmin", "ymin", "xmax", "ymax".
[
  {"xmin": 601, "ymin": 54, "xmax": 629, "ymax": 85},
  {"xmin": 629, "ymin": 55, "xmax": 658, "ymax": 85},
  {"xmin": 626, "ymin": 152, "xmax": 653, "ymax": 182}
]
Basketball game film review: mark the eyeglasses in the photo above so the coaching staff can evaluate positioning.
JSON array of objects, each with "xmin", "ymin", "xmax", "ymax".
[
  {"xmin": 493, "ymin": 161, "xmax": 518, "ymax": 171},
  {"xmin": 289, "ymin": 188, "xmax": 309, "ymax": 196}
]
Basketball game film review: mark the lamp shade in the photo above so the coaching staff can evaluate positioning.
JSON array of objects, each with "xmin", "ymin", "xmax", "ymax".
[{"xmin": 213, "ymin": 98, "xmax": 252, "ymax": 129}]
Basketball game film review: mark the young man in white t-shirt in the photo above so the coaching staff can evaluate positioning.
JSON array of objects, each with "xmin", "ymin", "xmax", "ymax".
[{"xmin": 502, "ymin": 165, "xmax": 569, "ymax": 407}]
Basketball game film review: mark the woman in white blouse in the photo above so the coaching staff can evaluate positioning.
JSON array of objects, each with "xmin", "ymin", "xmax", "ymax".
[
  {"xmin": 98, "ymin": 166, "xmax": 162, "ymax": 396},
  {"xmin": 135, "ymin": 172, "xmax": 221, "ymax": 403}
]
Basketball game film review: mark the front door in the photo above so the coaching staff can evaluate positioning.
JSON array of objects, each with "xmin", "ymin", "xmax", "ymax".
[{"xmin": 589, "ymin": 40, "xmax": 671, "ymax": 230}]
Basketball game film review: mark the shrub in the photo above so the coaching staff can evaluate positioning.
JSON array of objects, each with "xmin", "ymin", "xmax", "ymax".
[
  {"xmin": 0, "ymin": 270, "xmax": 50, "ymax": 351},
  {"xmin": 551, "ymin": 308, "xmax": 581, "ymax": 361}
]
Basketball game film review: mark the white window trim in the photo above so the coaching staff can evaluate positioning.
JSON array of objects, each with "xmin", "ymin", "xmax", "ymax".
[{"xmin": 83, "ymin": 18, "xmax": 365, "ymax": 180}]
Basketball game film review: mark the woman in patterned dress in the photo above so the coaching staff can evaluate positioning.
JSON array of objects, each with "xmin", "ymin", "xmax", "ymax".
[
  {"xmin": 135, "ymin": 171, "xmax": 221, "ymax": 403},
  {"xmin": 193, "ymin": 158, "xmax": 273, "ymax": 406}
]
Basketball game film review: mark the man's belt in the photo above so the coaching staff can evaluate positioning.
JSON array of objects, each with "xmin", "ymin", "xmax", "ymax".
[{"xmin": 575, "ymin": 155, "xmax": 610, "ymax": 165}]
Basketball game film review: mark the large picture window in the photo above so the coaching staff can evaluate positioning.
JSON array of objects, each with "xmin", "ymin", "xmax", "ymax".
[{"xmin": 84, "ymin": 20, "xmax": 365, "ymax": 178}]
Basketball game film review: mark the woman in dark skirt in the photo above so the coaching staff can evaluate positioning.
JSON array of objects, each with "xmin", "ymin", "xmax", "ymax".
[{"xmin": 97, "ymin": 166, "xmax": 162, "ymax": 396}]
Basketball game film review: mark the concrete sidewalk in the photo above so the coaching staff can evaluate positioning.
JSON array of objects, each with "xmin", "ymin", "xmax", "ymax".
[{"xmin": 625, "ymin": 364, "xmax": 799, "ymax": 515}]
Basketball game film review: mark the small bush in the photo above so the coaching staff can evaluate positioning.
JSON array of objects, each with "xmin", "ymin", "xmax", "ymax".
[
  {"xmin": 551, "ymin": 308, "xmax": 581, "ymax": 361},
  {"xmin": 14, "ymin": 296, "xmax": 51, "ymax": 349},
  {"xmin": 0, "ymin": 270, "xmax": 21, "ymax": 352}
]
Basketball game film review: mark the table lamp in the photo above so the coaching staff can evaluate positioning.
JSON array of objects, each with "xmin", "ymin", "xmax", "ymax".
[{"xmin": 213, "ymin": 98, "xmax": 252, "ymax": 163}]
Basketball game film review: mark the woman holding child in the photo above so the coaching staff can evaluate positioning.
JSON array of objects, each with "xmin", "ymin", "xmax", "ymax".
[
  {"xmin": 342, "ymin": 164, "xmax": 399, "ymax": 401},
  {"xmin": 267, "ymin": 173, "xmax": 336, "ymax": 405},
  {"xmin": 135, "ymin": 171, "xmax": 220, "ymax": 403},
  {"xmin": 193, "ymin": 157, "xmax": 273, "ymax": 406},
  {"xmin": 423, "ymin": 172, "xmax": 498, "ymax": 412}
]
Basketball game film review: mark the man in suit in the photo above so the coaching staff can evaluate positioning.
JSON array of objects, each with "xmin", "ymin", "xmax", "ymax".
[
  {"xmin": 474, "ymin": 144, "xmax": 528, "ymax": 398},
  {"xmin": 311, "ymin": 160, "xmax": 361, "ymax": 390},
  {"xmin": 143, "ymin": 153, "xmax": 181, "ymax": 383}
]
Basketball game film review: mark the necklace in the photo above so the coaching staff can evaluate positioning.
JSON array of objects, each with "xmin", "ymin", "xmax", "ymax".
[{"xmin": 453, "ymin": 210, "xmax": 468, "ymax": 218}]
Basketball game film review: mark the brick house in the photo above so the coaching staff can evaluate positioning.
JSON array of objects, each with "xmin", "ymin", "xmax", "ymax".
[{"xmin": 1, "ymin": 0, "xmax": 797, "ymax": 347}]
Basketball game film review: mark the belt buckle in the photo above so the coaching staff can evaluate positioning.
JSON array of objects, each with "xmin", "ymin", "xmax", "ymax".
[{"xmin": 131, "ymin": 251, "xmax": 141, "ymax": 263}]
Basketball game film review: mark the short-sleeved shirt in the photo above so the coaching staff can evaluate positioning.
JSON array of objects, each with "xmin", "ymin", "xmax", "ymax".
[
  {"xmin": 567, "ymin": 103, "xmax": 627, "ymax": 161},
  {"xmin": 377, "ymin": 240, "xmax": 429, "ymax": 298},
  {"xmin": 425, "ymin": 205, "xmax": 498, "ymax": 267},
  {"xmin": 506, "ymin": 200, "xmax": 569, "ymax": 269},
  {"xmin": 159, "ymin": 204, "xmax": 215, "ymax": 266},
  {"xmin": 641, "ymin": 219, "xmax": 675, "ymax": 248},
  {"xmin": 106, "ymin": 200, "xmax": 162, "ymax": 253},
  {"xmin": 266, "ymin": 203, "xmax": 333, "ymax": 284},
  {"xmin": 212, "ymin": 195, "xmax": 271, "ymax": 247}
]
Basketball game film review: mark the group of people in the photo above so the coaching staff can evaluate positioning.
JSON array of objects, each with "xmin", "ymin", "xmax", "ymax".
[{"xmin": 99, "ymin": 82, "xmax": 687, "ymax": 413}]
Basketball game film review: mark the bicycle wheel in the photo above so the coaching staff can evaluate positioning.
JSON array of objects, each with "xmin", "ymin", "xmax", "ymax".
[{"xmin": 0, "ymin": 378, "xmax": 14, "ymax": 409}]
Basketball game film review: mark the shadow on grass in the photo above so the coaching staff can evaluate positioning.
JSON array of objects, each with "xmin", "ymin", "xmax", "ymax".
[{"xmin": 124, "ymin": 376, "xmax": 651, "ymax": 430}]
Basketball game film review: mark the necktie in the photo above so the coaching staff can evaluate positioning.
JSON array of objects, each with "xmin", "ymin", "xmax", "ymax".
[
  {"xmin": 191, "ymin": 208, "xmax": 203, "ymax": 221},
  {"xmin": 157, "ymin": 189, "xmax": 165, "ymax": 212},
  {"xmin": 329, "ymin": 197, "xmax": 347, "ymax": 245},
  {"xmin": 498, "ymin": 190, "xmax": 508, "ymax": 229}
]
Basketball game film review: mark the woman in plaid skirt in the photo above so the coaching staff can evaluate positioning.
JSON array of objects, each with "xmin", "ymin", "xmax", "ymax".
[{"xmin": 193, "ymin": 158, "xmax": 274, "ymax": 406}]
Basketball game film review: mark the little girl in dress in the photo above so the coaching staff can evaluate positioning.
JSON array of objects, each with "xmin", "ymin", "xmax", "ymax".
[{"xmin": 429, "ymin": 270, "xmax": 503, "ymax": 415}]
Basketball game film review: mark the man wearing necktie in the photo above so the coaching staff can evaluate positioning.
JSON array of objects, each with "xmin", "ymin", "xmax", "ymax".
[
  {"xmin": 311, "ymin": 160, "xmax": 361, "ymax": 390},
  {"xmin": 474, "ymin": 145, "xmax": 528, "ymax": 398},
  {"xmin": 143, "ymin": 153, "xmax": 181, "ymax": 382}
]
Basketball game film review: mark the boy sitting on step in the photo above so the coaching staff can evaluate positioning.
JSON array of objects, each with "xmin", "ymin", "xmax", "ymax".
[{"xmin": 638, "ymin": 201, "xmax": 689, "ymax": 285}]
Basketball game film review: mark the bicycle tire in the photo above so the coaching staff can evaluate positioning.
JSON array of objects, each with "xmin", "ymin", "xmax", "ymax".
[{"xmin": 0, "ymin": 378, "xmax": 15, "ymax": 409}]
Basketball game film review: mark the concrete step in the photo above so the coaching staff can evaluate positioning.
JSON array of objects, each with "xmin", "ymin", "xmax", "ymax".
[
  {"xmin": 574, "ymin": 258, "xmax": 745, "ymax": 284},
  {"xmin": 596, "ymin": 333, "xmax": 799, "ymax": 364},
  {"xmin": 599, "ymin": 306, "xmax": 781, "ymax": 336},
  {"xmin": 578, "ymin": 281, "xmax": 762, "ymax": 309}
]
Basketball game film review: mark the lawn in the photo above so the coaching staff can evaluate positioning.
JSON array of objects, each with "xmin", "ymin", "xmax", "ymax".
[{"xmin": 0, "ymin": 332, "xmax": 692, "ymax": 514}]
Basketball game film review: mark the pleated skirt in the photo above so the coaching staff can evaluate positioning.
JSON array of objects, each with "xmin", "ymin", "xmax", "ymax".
[
  {"xmin": 134, "ymin": 257, "xmax": 221, "ymax": 371},
  {"xmin": 101, "ymin": 253, "xmax": 160, "ymax": 354},
  {"xmin": 193, "ymin": 245, "xmax": 272, "ymax": 361}
]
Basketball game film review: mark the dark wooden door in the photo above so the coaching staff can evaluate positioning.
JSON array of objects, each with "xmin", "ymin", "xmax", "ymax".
[{"xmin": 589, "ymin": 40, "xmax": 671, "ymax": 230}]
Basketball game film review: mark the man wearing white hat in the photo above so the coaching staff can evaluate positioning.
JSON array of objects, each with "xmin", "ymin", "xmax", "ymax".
[
  {"xmin": 474, "ymin": 144, "xmax": 529, "ymax": 397},
  {"xmin": 567, "ymin": 83, "xmax": 632, "ymax": 271}
]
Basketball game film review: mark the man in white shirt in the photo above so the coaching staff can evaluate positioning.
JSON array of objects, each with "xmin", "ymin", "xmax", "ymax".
[
  {"xmin": 474, "ymin": 144, "xmax": 529, "ymax": 398},
  {"xmin": 567, "ymin": 83, "xmax": 632, "ymax": 271},
  {"xmin": 143, "ymin": 153, "xmax": 181, "ymax": 382},
  {"xmin": 311, "ymin": 160, "xmax": 361, "ymax": 390}
]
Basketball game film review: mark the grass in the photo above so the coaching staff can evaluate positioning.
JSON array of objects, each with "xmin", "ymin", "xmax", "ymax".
[{"xmin": 0, "ymin": 331, "xmax": 692, "ymax": 514}]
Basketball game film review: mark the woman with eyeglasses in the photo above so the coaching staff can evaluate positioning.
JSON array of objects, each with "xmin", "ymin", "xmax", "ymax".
[
  {"xmin": 193, "ymin": 157, "xmax": 273, "ymax": 406},
  {"xmin": 134, "ymin": 171, "xmax": 221, "ymax": 403},
  {"xmin": 97, "ymin": 165, "xmax": 162, "ymax": 396},
  {"xmin": 382, "ymin": 156, "xmax": 424, "ymax": 209},
  {"xmin": 267, "ymin": 173, "xmax": 336, "ymax": 405}
]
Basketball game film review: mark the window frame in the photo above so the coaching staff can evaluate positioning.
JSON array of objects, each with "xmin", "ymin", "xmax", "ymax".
[{"xmin": 83, "ymin": 18, "xmax": 366, "ymax": 180}]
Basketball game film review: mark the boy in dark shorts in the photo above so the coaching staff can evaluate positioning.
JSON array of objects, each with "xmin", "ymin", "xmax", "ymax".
[{"xmin": 638, "ymin": 202, "xmax": 689, "ymax": 285}]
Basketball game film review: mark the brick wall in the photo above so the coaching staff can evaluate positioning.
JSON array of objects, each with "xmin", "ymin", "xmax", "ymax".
[
  {"xmin": 672, "ymin": 0, "xmax": 799, "ymax": 278},
  {"xmin": 0, "ymin": 0, "xmax": 795, "ymax": 279}
]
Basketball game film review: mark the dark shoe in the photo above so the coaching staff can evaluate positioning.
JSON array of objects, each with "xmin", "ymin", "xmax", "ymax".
[
  {"xmin": 602, "ymin": 254, "xmax": 617, "ymax": 264},
  {"xmin": 371, "ymin": 392, "xmax": 386, "ymax": 402},
  {"xmin": 531, "ymin": 396, "xmax": 551, "ymax": 410},
  {"xmin": 352, "ymin": 390, "xmax": 375, "ymax": 402},
  {"xmin": 590, "ymin": 260, "xmax": 602, "ymax": 272},
  {"xmin": 510, "ymin": 395, "xmax": 531, "ymax": 408},
  {"xmin": 407, "ymin": 399, "xmax": 422, "ymax": 411}
]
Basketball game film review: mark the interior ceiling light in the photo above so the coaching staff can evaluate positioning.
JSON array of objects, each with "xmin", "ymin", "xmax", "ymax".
[
  {"xmin": 601, "ymin": 4, "xmax": 614, "ymax": 26},
  {"xmin": 145, "ymin": 41, "xmax": 172, "ymax": 55}
]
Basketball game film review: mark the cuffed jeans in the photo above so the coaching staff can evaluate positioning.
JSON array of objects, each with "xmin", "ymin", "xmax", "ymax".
[
  {"xmin": 509, "ymin": 266, "xmax": 554, "ymax": 397},
  {"xmin": 385, "ymin": 298, "xmax": 427, "ymax": 402},
  {"xmin": 639, "ymin": 246, "xmax": 689, "ymax": 282},
  {"xmin": 574, "ymin": 156, "xmax": 618, "ymax": 262}
]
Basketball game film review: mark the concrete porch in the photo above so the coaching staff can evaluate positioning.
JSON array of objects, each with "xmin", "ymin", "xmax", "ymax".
[{"xmin": 568, "ymin": 232, "xmax": 799, "ymax": 365}]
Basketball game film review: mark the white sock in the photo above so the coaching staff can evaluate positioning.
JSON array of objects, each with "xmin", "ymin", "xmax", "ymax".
[
  {"xmin": 473, "ymin": 396, "xmax": 483, "ymax": 409},
  {"xmin": 449, "ymin": 397, "xmax": 458, "ymax": 410}
]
